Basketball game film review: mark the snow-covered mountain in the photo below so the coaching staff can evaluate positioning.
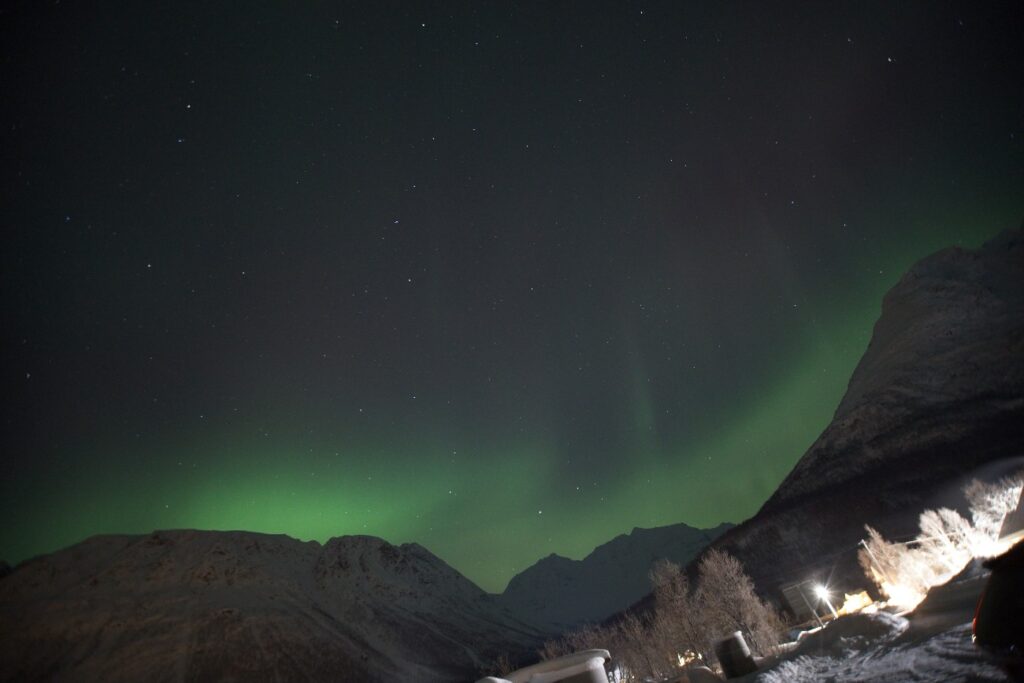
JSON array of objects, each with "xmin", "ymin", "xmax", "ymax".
[
  {"xmin": 701, "ymin": 227, "xmax": 1024, "ymax": 600},
  {"xmin": 499, "ymin": 521, "xmax": 731, "ymax": 631},
  {"xmin": 0, "ymin": 530, "xmax": 542, "ymax": 682}
]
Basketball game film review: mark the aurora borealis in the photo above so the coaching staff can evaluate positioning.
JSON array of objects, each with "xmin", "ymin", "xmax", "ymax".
[{"xmin": 2, "ymin": 2, "xmax": 1022, "ymax": 593}]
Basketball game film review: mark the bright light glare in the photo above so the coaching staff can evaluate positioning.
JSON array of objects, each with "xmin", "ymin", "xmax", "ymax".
[
  {"xmin": 814, "ymin": 584, "xmax": 830, "ymax": 599},
  {"xmin": 838, "ymin": 591, "xmax": 874, "ymax": 615},
  {"xmin": 881, "ymin": 580, "xmax": 926, "ymax": 612}
]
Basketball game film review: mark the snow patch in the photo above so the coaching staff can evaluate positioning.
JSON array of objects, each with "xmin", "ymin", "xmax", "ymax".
[
  {"xmin": 758, "ymin": 623, "xmax": 1009, "ymax": 682},
  {"xmin": 793, "ymin": 612, "xmax": 908, "ymax": 659}
]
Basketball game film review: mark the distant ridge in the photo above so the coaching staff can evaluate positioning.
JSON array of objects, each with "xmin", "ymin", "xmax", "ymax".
[
  {"xmin": 0, "ymin": 520, "xmax": 730, "ymax": 680},
  {"xmin": 498, "ymin": 521, "xmax": 731, "ymax": 631}
]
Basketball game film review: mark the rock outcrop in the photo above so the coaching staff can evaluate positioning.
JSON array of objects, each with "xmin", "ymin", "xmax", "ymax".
[{"xmin": 0, "ymin": 530, "xmax": 542, "ymax": 682}]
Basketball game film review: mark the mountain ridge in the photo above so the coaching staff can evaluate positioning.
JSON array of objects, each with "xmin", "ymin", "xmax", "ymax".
[
  {"xmin": 0, "ymin": 528, "xmax": 541, "ymax": 682},
  {"xmin": 0, "ymin": 520, "xmax": 730, "ymax": 680},
  {"xmin": 499, "ymin": 521, "xmax": 731, "ymax": 631}
]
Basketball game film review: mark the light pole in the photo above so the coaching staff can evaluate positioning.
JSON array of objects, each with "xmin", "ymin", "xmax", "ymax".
[
  {"xmin": 798, "ymin": 586, "xmax": 825, "ymax": 628},
  {"xmin": 815, "ymin": 584, "xmax": 839, "ymax": 620}
]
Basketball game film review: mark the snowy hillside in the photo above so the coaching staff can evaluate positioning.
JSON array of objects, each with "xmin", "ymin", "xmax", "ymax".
[{"xmin": 0, "ymin": 530, "xmax": 542, "ymax": 682}]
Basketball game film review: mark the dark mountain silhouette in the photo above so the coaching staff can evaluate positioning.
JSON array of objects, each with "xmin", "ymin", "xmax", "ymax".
[
  {"xmin": 697, "ymin": 228, "xmax": 1024, "ymax": 601},
  {"xmin": 498, "ymin": 521, "xmax": 730, "ymax": 631}
]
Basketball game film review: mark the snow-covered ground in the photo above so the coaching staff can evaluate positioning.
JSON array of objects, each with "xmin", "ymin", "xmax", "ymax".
[
  {"xmin": 756, "ymin": 621, "xmax": 1007, "ymax": 682},
  {"xmin": 733, "ymin": 567, "xmax": 1018, "ymax": 682}
]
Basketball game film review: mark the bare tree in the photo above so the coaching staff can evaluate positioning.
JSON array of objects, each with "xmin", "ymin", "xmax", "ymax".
[
  {"xmin": 694, "ymin": 549, "xmax": 784, "ymax": 657},
  {"xmin": 618, "ymin": 611, "xmax": 673, "ymax": 681},
  {"xmin": 494, "ymin": 652, "xmax": 514, "ymax": 676},
  {"xmin": 964, "ymin": 472, "xmax": 1023, "ymax": 540},
  {"xmin": 538, "ymin": 636, "xmax": 569, "ymax": 662},
  {"xmin": 860, "ymin": 473, "xmax": 1024, "ymax": 609},
  {"xmin": 918, "ymin": 508, "xmax": 973, "ymax": 573},
  {"xmin": 540, "ymin": 552, "xmax": 783, "ymax": 680},
  {"xmin": 649, "ymin": 559, "xmax": 713, "ymax": 665}
]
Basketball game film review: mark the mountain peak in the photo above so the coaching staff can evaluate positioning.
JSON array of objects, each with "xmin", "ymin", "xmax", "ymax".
[
  {"xmin": 701, "ymin": 228, "xmax": 1024, "ymax": 601},
  {"xmin": 772, "ymin": 227, "xmax": 1024, "ymax": 506},
  {"xmin": 499, "ymin": 521, "xmax": 730, "ymax": 631}
]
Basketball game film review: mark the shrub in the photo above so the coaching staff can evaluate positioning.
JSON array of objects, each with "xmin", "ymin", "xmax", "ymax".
[
  {"xmin": 540, "ymin": 552, "xmax": 784, "ymax": 680},
  {"xmin": 859, "ymin": 472, "xmax": 1023, "ymax": 609}
]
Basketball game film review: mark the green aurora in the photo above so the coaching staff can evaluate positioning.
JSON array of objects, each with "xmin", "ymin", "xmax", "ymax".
[
  {"xmin": 3, "ymin": 2, "xmax": 1021, "ymax": 594},
  {"xmin": 5, "ymin": 220, "xmax": 1008, "ymax": 593}
]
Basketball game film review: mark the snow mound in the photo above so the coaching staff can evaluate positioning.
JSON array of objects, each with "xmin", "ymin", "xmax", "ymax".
[
  {"xmin": 757, "ymin": 624, "xmax": 1009, "ymax": 682},
  {"xmin": 794, "ymin": 612, "xmax": 908, "ymax": 658}
]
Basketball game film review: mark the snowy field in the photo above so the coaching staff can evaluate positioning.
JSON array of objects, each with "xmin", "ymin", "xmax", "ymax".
[
  {"xmin": 735, "ymin": 570, "xmax": 1018, "ymax": 683},
  {"xmin": 755, "ymin": 621, "xmax": 1008, "ymax": 682}
]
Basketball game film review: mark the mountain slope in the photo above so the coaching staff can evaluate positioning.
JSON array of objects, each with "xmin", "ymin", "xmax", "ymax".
[
  {"xmin": 0, "ymin": 530, "xmax": 542, "ymax": 682},
  {"xmin": 701, "ymin": 227, "xmax": 1024, "ymax": 600},
  {"xmin": 499, "ymin": 521, "xmax": 731, "ymax": 630}
]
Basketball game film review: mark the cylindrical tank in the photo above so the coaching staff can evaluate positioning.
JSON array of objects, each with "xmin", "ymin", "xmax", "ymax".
[{"xmin": 713, "ymin": 631, "xmax": 757, "ymax": 678}]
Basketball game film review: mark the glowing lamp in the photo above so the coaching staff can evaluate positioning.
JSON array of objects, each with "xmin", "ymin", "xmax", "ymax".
[{"xmin": 814, "ymin": 584, "xmax": 839, "ymax": 619}]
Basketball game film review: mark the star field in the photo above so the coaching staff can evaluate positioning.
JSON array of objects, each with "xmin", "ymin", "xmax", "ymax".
[{"xmin": 2, "ymin": 1, "xmax": 1022, "ymax": 591}]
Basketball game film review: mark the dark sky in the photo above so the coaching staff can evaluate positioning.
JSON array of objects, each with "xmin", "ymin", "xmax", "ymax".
[{"xmin": 2, "ymin": 1, "xmax": 1021, "ymax": 592}]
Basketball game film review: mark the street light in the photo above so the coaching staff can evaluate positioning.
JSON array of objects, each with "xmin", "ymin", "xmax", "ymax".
[{"xmin": 815, "ymin": 584, "xmax": 839, "ymax": 619}]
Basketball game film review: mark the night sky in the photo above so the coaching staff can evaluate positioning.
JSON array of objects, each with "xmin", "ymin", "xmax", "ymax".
[{"xmin": 2, "ymin": 2, "xmax": 1022, "ymax": 593}]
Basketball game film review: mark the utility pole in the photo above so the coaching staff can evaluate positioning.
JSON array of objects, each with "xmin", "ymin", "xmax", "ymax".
[{"xmin": 859, "ymin": 538, "xmax": 895, "ymax": 587}]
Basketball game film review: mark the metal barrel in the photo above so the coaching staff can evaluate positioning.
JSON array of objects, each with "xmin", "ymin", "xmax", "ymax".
[{"xmin": 713, "ymin": 631, "xmax": 758, "ymax": 678}]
